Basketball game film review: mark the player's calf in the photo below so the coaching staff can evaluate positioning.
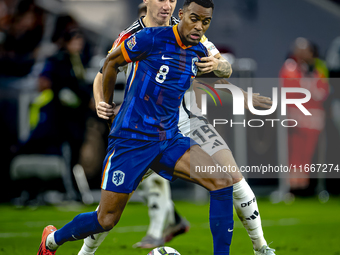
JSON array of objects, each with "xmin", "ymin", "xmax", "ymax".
[
  {"xmin": 174, "ymin": 146, "xmax": 234, "ymax": 254},
  {"xmin": 209, "ymin": 186, "xmax": 234, "ymax": 255},
  {"xmin": 97, "ymin": 190, "xmax": 130, "ymax": 230}
]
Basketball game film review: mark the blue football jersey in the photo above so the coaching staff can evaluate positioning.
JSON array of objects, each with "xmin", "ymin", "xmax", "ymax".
[{"xmin": 109, "ymin": 24, "xmax": 208, "ymax": 141}]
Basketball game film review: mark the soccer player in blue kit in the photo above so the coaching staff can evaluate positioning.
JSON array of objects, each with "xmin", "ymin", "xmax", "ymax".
[
  {"xmin": 37, "ymin": 1, "xmax": 236, "ymax": 255},
  {"xmin": 85, "ymin": 1, "xmax": 274, "ymax": 255}
]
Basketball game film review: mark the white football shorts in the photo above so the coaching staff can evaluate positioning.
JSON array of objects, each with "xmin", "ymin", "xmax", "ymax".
[{"xmin": 180, "ymin": 116, "xmax": 230, "ymax": 156}]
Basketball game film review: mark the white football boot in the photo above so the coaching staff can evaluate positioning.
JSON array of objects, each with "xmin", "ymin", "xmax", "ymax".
[{"xmin": 254, "ymin": 245, "xmax": 276, "ymax": 255}]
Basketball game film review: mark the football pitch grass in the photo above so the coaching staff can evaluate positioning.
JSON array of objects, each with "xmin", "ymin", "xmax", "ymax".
[{"xmin": 0, "ymin": 197, "xmax": 340, "ymax": 255}]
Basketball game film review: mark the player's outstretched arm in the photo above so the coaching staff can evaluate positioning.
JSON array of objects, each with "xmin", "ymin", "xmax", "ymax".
[
  {"xmin": 93, "ymin": 72, "xmax": 115, "ymax": 120},
  {"xmin": 196, "ymin": 52, "xmax": 232, "ymax": 78},
  {"xmin": 215, "ymin": 79, "xmax": 272, "ymax": 110},
  {"xmin": 194, "ymin": 78, "xmax": 272, "ymax": 110},
  {"xmin": 240, "ymin": 88, "xmax": 273, "ymax": 111},
  {"xmin": 101, "ymin": 46, "xmax": 127, "ymax": 111},
  {"xmin": 214, "ymin": 78, "xmax": 272, "ymax": 109}
]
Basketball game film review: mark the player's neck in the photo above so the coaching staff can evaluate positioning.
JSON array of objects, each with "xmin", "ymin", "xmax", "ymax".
[
  {"xmin": 177, "ymin": 24, "xmax": 191, "ymax": 47},
  {"xmin": 142, "ymin": 16, "xmax": 170, "ymax": 28}
]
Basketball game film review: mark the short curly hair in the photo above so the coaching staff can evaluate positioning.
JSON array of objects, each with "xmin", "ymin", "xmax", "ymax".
[{"xmin": 183, "ymin": 0, "xmax": 214, "ymax": 11}]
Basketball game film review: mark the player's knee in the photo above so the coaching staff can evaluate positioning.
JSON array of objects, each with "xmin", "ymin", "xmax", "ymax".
[
  {"xmin": 199, "ymin": 177, "xmax": 233, "ymax": 191},
  {"xmin": 226, "ymin": 169, "xmax": 243, "ymax": 185},
  {"xmin": 232, "ymin": 177, "xmax": 243, "ymax": 185},
  {"xmin": 207, "ymin": 177, "xmax": 233, "ymax": 191},
  {"xmin": 97, "ymin": 211, "xmax": 121, "ymax": 231}
]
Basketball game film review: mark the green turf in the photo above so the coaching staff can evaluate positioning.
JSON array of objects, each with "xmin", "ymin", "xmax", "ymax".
[{"xmin": 0, "ymin": 197, "xmax": 340, "ymax": 254}]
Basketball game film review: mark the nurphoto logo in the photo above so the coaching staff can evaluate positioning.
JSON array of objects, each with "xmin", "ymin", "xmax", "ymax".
[{"xmin": 200, "ymin": 83, "xmax": 312, "ymax": 128}]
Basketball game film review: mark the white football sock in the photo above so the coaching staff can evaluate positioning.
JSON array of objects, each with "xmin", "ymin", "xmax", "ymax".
[
  {"xmin": 78, "ymin": 231, "xmax": 109, "ymax": 255},
  {"xmin": 233, "ymin": 178, "xmax": 267, "ymax": 250},
  {"xmin": 78, "ymin": 206, "xmax": 109, "ymax": 255},
  {"xmin": 143, "ymin": 174, "xmax": 172, "ymax": 239},
  {"xmin": 46, "ymin": 232, "xmax": 59, "ymax": 251},
  {"xmin": 166, "ymin": 201, "xmax": 176, "ymax": 226}
]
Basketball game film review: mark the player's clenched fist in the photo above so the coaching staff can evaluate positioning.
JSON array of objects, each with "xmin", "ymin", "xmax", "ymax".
[
  {"xmin": 96, "ymin": 101, "xmax": 115, "ymax": 120},
  {"xmin": 195, "ymin": 55, "xmax": 219, "ymax": 74},
  {"xmin": 195, "ymin": 52, "xmax": 232, "ymax": 78}
]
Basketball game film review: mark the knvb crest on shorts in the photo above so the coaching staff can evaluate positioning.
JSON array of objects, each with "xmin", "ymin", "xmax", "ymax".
[
  {"xmin": 127, "ymin": 36, "xmax": 136, "ymax": 50},
  {"xmin": 112, "ymin": 170, "xmax": 125, "ymax": 186}
]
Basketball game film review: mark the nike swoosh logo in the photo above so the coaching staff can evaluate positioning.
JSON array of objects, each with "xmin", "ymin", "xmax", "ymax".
[
  {"xmin": 228, "ymin": 228, "xmax": 233, "ymax": 232},
  {"xmin": 72, "ymin": 235, "xmax": 78, "ymax": 240},
  {"xmin": 162, "ymin": 55, "xmax": 173, "ymax": 60}
]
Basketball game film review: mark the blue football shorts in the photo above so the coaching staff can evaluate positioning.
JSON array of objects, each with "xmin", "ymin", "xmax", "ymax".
[{"xmin": 101, "ymin": 133, "xmax": 198, "ymax": 193}]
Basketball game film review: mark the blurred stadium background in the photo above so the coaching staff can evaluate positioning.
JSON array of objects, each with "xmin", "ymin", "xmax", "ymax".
[{"xmin": 0, "ymin": 0, "xmax": 340, "ymax": 254}]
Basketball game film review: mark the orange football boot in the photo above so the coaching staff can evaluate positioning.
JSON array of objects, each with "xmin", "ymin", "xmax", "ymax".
[{"xmin": 37, "ymin": 225, "xmax": 57, "ymax": 255}]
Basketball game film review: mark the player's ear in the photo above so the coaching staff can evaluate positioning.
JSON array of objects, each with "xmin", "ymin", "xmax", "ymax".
[{"xmin": 178, "ymin": 8, "xmax": 184, "ymax": 20}]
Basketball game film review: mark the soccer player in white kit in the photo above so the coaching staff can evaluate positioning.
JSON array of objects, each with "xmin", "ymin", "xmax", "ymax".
[{"xmin": 79, "ymin": 1, "xmax": 275, "ymax": 255}]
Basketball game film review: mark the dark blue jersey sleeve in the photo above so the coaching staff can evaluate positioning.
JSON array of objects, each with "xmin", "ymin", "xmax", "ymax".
[{"xmin": 121, "ymin": 29, "xmax": 155, "ymax": 63}]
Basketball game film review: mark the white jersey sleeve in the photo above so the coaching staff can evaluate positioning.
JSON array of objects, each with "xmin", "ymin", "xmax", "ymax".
[{"xmin": 201, "ymin": 35, "xmax": 220, "ymax": 57}]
